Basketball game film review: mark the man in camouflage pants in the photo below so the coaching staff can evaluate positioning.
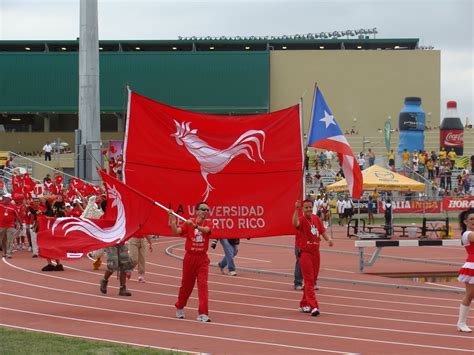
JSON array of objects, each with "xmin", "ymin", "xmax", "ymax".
[{"xmin": 99, "ymin": 243, "xmax": 134, "ymax": 296}]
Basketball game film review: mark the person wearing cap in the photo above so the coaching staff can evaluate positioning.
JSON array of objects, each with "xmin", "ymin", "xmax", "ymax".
[
  {"xmin": 0, "ymin": 193, "xmax": 22, "ymax": 258},
  {"xmin": 28, "ymin": 196, "xmax": 45, "ymax": 257}
]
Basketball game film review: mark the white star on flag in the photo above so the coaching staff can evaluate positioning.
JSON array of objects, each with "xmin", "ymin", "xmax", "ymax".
[{"xmin": 320, "ymin": 110, "xmax": 336, "ymax": 128}]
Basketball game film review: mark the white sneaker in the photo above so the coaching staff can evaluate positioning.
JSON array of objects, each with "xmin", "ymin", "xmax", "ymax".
[
  {"xmin": 457, "ymin": 323, "xmax": 472, "ymax": 332},
  {"xmin": 176, "ymin": 309, "xmax": 185, "ymax": 319},
  {"xmin": 311, "ymin": 308, "xmax": 320, "ymax": 317},
  {"xmin": 229, "ymin": 271, "xmax": 237, "ymax": 276},
  {"xmin": 138, "ymin": 276, "xmax": 146, "ymax": 283},
  {"xmin": 299, "ymin": 306, "xmax": 311, "ymax": 313},
  {"xmin": 197, "ymin": 314, "xmax": 211, "ymax": 322}
]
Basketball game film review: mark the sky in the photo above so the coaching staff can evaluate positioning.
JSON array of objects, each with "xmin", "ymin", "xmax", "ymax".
[{"xmin": 1, "ymin": 0, "xmax": 473, "ymax": 123}]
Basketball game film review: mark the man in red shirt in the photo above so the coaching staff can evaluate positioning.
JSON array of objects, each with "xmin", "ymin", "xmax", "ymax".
[
  {"xmin": 169, "ymin": 201, "xmax": 213, "ymax": 322},
  {"xmin": 0, "ymin": 193, "xmax": 22, "ymax": 258},
  {"xmin": 292, "ymin": 199, "xmax": 333, "ymax": 316}
]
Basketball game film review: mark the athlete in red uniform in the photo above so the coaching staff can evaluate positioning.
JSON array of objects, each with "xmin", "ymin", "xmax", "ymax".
[
  {"xmin": 169, "ymin": 201, "xmax": 213, "ymax": 322},
  {"xmin": 457, "ymin": 208, "xmax": 474, "ymax": 332},
  {"xmin": 293, "ymin": 199, "xmax": 333, "ymax": 316}
]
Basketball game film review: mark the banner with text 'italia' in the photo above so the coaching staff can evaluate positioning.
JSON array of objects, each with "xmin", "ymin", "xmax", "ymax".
[{"xmin": 123, "ymin": 92, "xmax": 302, "ymax": 238}]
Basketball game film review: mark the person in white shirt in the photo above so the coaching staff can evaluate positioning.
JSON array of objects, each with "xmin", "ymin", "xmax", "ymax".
[
  {"xmin": 42, "ymin": 142, "xmax": 53, "ymax": 161},
  {"xmin": 342, "ymin": 197, "xmax": 354, "ymax": 224},
  {"xmin": 357, "ymin": 153, "xmax": 365, "ymax": 171},
  {"xmin": 336, "ymin": 197, "xmax": 345, "ymax": 225}
]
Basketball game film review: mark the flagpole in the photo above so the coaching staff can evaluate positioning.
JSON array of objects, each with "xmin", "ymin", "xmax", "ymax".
[
  {"xmin": 299, "ymin": 95, "xmax": 306, "ymax": 200},
  {"xmin": 100, "ymin": 170, "xmax": 188, "ymax": 223},
  {"xmin": 122, "ymin": 84, "xmax": 132, "ymax": 183}
]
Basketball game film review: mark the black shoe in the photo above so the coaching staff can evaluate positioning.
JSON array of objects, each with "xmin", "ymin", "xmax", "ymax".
[
  {"xmin": 311, "ymin": 308, "xmax": 320, "ymax": 317},
  {"xmin": 119, "ymin": 286, "xmax": 132, "ymax": 296},
  {"xmin": 32, "ymin": 254, "xmax": 38, "ymax": 258},
  {"xmin": 100, "ymin": 278, "xmax": 108, "ymax": 294},
  {"xmin": 42, "ymin": 264, "xmax": 55, "ymax": 271},
  {"xmin": 54, "ymin": 264, "xmax": 64, "ymax": 271}
]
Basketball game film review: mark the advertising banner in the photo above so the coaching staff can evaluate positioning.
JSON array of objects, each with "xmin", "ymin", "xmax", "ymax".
[
  {"xmin": 442, "ymin": 197, "xmax": 474, "ymax": 211},
  {"xmin": 378, "ymin": 199, "xmax": 441, "ymax": 213}
]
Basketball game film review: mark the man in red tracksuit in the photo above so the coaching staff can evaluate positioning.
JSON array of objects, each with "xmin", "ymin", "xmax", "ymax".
[
  {"xmin": 292, "ymin": 199, "xmax": 333, "ymax": 316},
  {"xmin": 169, "ymin": 201, "xmax": 213, "ymax": 322}
]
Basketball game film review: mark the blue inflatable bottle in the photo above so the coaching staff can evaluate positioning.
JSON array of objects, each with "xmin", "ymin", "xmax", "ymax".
[{"xmin": 398, "ymin": 97, "xmax": 425, "ymax": 157}]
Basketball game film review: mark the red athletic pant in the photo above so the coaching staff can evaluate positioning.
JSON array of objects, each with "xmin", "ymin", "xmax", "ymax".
[
  {"xmin": 299, "ymin": 249, "xmax": 320, "ymax": 309},
  {"xmin": 175, "ymin": 253, "xmax": 210, "ymax": 315}
]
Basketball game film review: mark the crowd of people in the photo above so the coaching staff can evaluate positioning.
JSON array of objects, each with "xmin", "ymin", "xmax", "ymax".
[{"xmin": 398, "ymin": 147, "xmax": 473, "ymax": 197}]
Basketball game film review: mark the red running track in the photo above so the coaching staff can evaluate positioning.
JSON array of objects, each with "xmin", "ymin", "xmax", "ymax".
[{"xmin": 0, "ymin": 229, "xmax": 472, "ymax": 354}]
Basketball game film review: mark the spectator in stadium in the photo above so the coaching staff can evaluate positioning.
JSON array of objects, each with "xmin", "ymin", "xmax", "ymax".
[
  {"xmin": 401, "ymin": 149, "xmax": 410, "ymax": 167},
  {"xmin": 367, "ymin": 196, "xmax": 375, "ymax": 225},
  {"xmin": 439, "ymin": 148, "xmax": 447, "ymax": 164},
  {"xmin": 335, "ymin": 169, "xmax": 344, "ymax": 182},
  {"xmin": 388, "ymin": 149, "xmax": 395, "ymax": 171},
  {"xmin": 383, "ymin": 198, "xmax": 394, "ymax": 236},
  {"xmin": 367, "ymin": 148, "xmax": 375, "ymax": 167},
  {"xmin": 337, "ymin": 197, "xmax": 345, "ymax": 222},
  {"xmin": 470, "ymin": 155, "xmax": 474, "ymax": 174},
  {"xmin": 292, "ymin": 199, "xmax": 333, "ymax": 317},
  {"xmin": 42, "ymin": 142, "xmax": 53, "ymax": 161},
  {"xmin": 427, "ymin": 159, "xmax": 435, "ymax": 180},
  {"xmin": 456, "ymin": 208, "xmax": 474, "ymax": 332},
  {"xmin": 342, "ymin": 196, "xmax": 354, "ymax": 224},
  {"xmin": 169, "ymin": 201, "xmax": 213, "ymax": 322},
  {"xmin": 448, "ymin": 148, "xmax": 457, "ymax": 170},
  {"xmin": 357, "ymin": 153, "xmax": 365, "ymax": 171}
]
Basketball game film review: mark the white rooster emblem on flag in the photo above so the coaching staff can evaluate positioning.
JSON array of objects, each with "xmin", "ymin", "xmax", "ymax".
[
  {"xmin": 50, "ymin": 184, "xmax": 126, "ymax": 243},
  {"xmin": 172, "ymin": 120, "xmax": 266, "ymax": 200}
]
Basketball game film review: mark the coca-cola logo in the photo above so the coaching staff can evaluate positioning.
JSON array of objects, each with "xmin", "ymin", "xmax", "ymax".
[{"xmin": 444, "ymin": 132, "xmax": 463, "ymax": 145}]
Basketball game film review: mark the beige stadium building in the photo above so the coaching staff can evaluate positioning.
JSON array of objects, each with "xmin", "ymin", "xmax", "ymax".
[{"xmin": 2, "ymin": 36, "xmax": 469, "ymax": 178}]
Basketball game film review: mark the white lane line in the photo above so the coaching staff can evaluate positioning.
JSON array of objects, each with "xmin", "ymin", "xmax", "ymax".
[
  {"xmin": 146, "ymin": 261, "xmax": 461, "ymax": 304},
  {"xmin": 0, "ymin": 306, "xmax": 345, "ymax": 354},
  {"xmin": 324, "ymin": 268, "xmax": 356, "ymax": 274},
  {"xmin": 0, "ymin": 272, "xmax": 461, "ymax": 322},
  {"xmin": 1, "ymin": 289, "xmax": 469, "ymax": 338},
  {"xmin": 425, "ymin": 282, "xmax": 464, "ymax": 290},
  {"xmin": 64, "ymin": 263, "xmax": 462, "ymax": 313},
  {"xmin": 182, "ymin": 249, "xmax": 271, "ymax": 263},
  {"xmin": 0, "ymin": 302, "xmax": 471, "ymax": 353},
  {"xmin": 2, "ymin": 258, "xmax": 461, "ymax": 315},
  {"xmin": 0, "ymin": 323, "xmax": 195, "ymax": 354}
]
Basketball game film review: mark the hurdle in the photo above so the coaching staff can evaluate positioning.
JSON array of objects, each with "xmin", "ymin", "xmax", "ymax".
[
  {"xmin": 421, "ymin": 217, "xmax": 449, "ymax": 238},
  {"xmin": 355, "ymin": 239, "xmax": 461, "ymax": 272}
]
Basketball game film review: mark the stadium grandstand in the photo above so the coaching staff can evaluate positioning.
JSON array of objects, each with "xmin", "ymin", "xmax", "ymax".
[{"xmin": 1, "ymin": 34, "xmax": 472, "ymax": 183}]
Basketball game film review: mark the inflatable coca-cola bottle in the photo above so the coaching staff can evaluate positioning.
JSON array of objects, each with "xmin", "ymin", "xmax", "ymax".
[{"xmin": 440, "ymin": 101, "xmax": 464, "ymax": 155}]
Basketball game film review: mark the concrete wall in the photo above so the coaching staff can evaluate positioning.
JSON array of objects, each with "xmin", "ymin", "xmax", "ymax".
[
  {"xmin": 0, "ymin": 132, "xmax": 124, "ymax": 153},
  {"xmin": 270, "ymin": 50, "xmax": 440, "ymax": 136}
]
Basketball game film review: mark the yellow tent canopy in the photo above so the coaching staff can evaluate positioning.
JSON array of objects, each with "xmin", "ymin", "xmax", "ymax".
[{"xmin": 326, "ymin": 165, "xmax": 425, "ymax": 192}]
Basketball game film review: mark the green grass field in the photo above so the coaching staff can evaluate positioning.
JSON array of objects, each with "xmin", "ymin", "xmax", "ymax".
[{"xmin": 0, "ymin": 327, "xmax": 184, "ymax": 354}]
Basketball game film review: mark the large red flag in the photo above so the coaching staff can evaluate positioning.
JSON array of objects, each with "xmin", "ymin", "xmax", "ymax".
[
  {"xmin": 37, "ymin": 171, "xmax": 156, "ymax": 260},
  {"xmin": 123, "ymin": 92, "xmax": 303, "ymax": 238}
]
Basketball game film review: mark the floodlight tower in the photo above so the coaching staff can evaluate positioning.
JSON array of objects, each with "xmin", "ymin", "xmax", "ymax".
[{"xmin": 76, "ymin": 0, "xmax": 101, "ymax": 183}]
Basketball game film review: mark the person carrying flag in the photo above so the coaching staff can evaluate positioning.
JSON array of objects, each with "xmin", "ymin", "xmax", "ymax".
[
  {"xmin": 293, "ymin": 199, "xmax": 333, "ymax": 316},
  {"xmin": 169, "ymin": 201, "xmax": 213, "ymax": 322}
]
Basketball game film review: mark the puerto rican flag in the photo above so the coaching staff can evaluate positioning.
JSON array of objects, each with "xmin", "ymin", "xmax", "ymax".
[{"xmin": 307, "ymin": 87, "xmax": 363, "ymax": 199}]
